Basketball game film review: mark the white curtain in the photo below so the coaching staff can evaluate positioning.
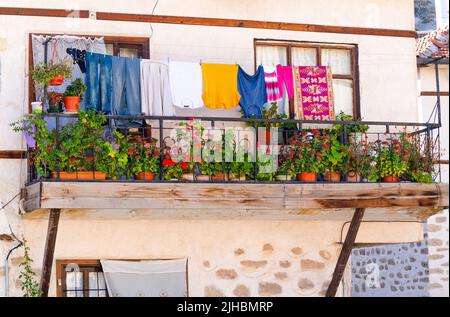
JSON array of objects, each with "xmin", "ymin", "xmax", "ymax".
[
  {"xmin": 291, "ymin": 47, "xmax": 317, "ymax": 66},
  {"xmin": 31, "ymin": 35, "xmax": 106, "ymax": 103},
  {"xmin": 100, "ymin": 259, "xmax": 188, "ymax": 297},
  {"xmin": 255, "ymin": 45, "xmax": 287, "ymax": 69},
  {"xmin": 333, "ymin": 79, "xmax": 354, "ymax": 115},
  {"xmin": 321, "ymin": 48, "xmax": 352, "ymax": 75}
]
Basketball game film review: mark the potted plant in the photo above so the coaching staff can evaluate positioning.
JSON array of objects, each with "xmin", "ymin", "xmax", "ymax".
[
  {"xmin": 162, "ymin": 153, "xmax": 188, "ymax": 181},
  {"xmin": 323, "ymin": 137, "xmax": 347, "ymax": 182},
  {"xmin": 333, "ymin": 111, "xmax": 369, "ymax": 143},
  {"xmin": 31, "ymin": 58, "xmax": 73, "ymax": 87},
  {"xmin": 375, "ymin": 139, "xmax": 409, "ymax": 182},
  {"xmin": 46, "ymin": 91, "xmax": 63, "ymax": 113},
  {"xmin": 63, "ymin": 78, "xmax": 87, "ymax": 112},
  {"xmin": 346, "ymin": 135, "xmax": 376, "ymax": 182},
  {"xmin": 289, "ymin": 130, "xmax": 325, "ymax": 182},
  {"xmin": 200, "ymin": 162, "xmax": 226, "ymax": 182},
  {"xmin": 130, "ymin": 142, "xmax": 161, "ymax": 181},
  {"xmin": 228, "ymin": 157, "xmax": 254, "ymax": 181},
  {"xmin": 276, "ymin": 146, "xmax": 295, "ymax": 181}
]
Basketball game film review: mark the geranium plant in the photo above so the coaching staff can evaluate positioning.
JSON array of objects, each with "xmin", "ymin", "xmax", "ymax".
[
  {"xmin": 288, "ymin": 129, "xmax": 327, "ymax": 174},
  {"xmin": 46, "ymin": 91, "xmax": 63, "ymax": 113},
  {"xmin": 130, "ymin": 142, "xmax": 161, "ymax": 176}
]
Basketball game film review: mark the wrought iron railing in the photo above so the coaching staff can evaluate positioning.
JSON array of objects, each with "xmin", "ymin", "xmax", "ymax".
[{"xmin": 24, "ymin": 112, "xmax": 442, "ymax": 184}]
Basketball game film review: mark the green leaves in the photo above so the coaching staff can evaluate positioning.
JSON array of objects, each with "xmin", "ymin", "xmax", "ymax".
[
  {"xmin": 63, "ymin": 78, "xmax": 87, "ymax": 99},
  {"xmin": 18, "ymin": 238, "xmax": 41, "ymax": 297},
  {"xmin": 31, "ymin": 58, "xmax": 73, "ymax": 87}
]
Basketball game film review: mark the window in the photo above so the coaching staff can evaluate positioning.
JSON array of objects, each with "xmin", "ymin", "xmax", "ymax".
[
  {"xmin": 103, "ymin": 37, "xmax": 150, "ymax": 58},
  {"xmin": 254, "ymin": 40, "xmax": 360, "ymax": 118},
  {"xmin": 56, "ymin": 260, "xmax": 107, "ymax": 297},
  {"xmin": 28, "ymin": 34, "xmax": 150, "ymax": 112}
]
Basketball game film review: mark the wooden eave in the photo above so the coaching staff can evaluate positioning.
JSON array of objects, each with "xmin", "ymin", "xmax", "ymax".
[{"xmin": 22, "ymin": 181, "xmax": 449, "ymax": 221}]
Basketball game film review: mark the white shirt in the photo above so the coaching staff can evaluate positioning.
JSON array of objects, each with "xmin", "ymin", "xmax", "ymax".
[{"xmin": 169, "ymin": 61, "xmax": 204, "ymax": 109}]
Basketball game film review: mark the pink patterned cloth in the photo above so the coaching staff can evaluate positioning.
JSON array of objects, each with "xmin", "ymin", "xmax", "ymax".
[
  {"xmin": 264, "ymin": 70, "xmax": 283, "ymax": 102},
  {"xmin": 293, "ymin": 66, "xmax": 335, "ymax": 121},
  {"xmin": 276, "ymin": 65, "xmax": 294, "ymax": 100}
]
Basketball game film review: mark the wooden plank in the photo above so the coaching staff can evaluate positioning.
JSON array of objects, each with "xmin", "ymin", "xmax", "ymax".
[
  {"xmin": 41, "ymin": 182, "xmax": 283, "ymax": 199},
  {"xmin": 27, "ymin": 182, "xmax": 449, "ymax": 217},
  {"xmin": 95, "ymin": 12, "xmax": 417, "ymax": 38},
  {"xmin": 326, "ymin": 208, "xmax": 365, "ymax": 297},
  {"xmin": 0, "ymin": 7, "xmax": 89, "ymax": 18},
  {"xmin": 39, "ymin": 208, "xmax": 60, "ymax": 297},
  {"xmin": 0, "ymin": 7, "xmax": 416, "ymax": 38},
  {"xmin": 421, "ymin": 91, "xmax": 449, "ymax": 96},
  {"xmin": 22, "ymin": 182, "xmax": 41, "ymax": 212},
  {"xmin": 0, "ymin": 150, "xmax": 26, "ymax": 159}
]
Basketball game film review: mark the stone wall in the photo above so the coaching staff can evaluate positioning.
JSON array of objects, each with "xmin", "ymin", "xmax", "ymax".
[
  {"xmin": 351, "ymin": 211, "xmax": 449, "ymax": 297},
  {"xmin": 426, "ymin": 210, "xmax": 449, "ymax": 297},
  {"xmin": 351, "ymin": 239, "xmax": 430, "ymax": 297}
]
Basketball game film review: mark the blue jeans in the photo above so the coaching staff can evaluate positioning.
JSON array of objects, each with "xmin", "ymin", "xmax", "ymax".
[
  {"xmin": 111, "ymin": 56, "xmax": 141, "ymax": 125},
  {"xmin": 85, "ymin": 53, "xmax": 112, "ymax": 113}
]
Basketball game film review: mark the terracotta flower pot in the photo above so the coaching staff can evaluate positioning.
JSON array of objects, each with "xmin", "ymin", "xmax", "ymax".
[
  {"xmin": 324, "ymin": 171, "xmax": 341, "ymax": 183},
  {"xmin": 211, "ymin": 173, "xmax": 225, "ymax": 182},
  {"xmin": 382, "ymin": 175, "xmax": 399, "ymax": 183},
  {"xmin": 52, "ymin": 171, "xmax": 106, "ymax": 180},
  {"xmin": 182, "ymin": 173, "xmax": 195, "ymax": 181},
  {"xmin": 64, "ymin": 96, "xmax": 81, "ymax": 112},
  {"xmin": 228, "ymin": 173, "xmax": 246, "ymax": 181},
  {"xmin": 296, "ymin": 172, "xmax": 317, "ymax": 182},
  {"xmin": 196, "ymin": 174, "xmax": 210, "ymax": 182},
  {"xmin": 48, "ymin": 75, "xmax": 64, "ymax": 86},
  {"xmin": 347, "ymin": 171, "xmax": 361, "ymax": 183},
  {"xmin": 276, "ymin": 175, "xmax": 292, "ymax": 181},
  {"xmin": 135, "ymin": 172, "xmax": 155, "ymax": 181}
]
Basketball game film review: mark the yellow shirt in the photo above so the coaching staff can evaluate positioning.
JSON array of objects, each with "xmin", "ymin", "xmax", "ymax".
[{"xmin": 201, "ymin": 63, "xmax": 240, "ymax": 109}]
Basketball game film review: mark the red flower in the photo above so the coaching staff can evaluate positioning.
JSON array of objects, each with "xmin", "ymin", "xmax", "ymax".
[
  {"xmin": 69, "ymin": 156, "xmax": 76, "ymax": 163},
  {"xmin": 162, "ymin": 159, "xmax": 175, "ymax": 166},
  {"xmin": 180, "ymin": 162, "xmax": 188, "ymax": 170},
  {"xmin": 128, "ymin": 148, "xmax": 135, "ymax": 155}
]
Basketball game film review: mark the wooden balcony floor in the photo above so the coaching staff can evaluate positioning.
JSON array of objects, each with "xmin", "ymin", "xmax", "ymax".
[{"xmin": 22, "ymin": 181, "xmax": 448, "ymax": 221}]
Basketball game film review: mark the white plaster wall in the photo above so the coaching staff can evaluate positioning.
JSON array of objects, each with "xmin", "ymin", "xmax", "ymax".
[{"xmin": 0, "ymin": 0, "xmax": 416, "ymax": 30}]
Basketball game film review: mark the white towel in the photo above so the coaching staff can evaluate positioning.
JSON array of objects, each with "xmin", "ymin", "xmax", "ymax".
[{"xmin": 169, "ymin": 61, "xmax": 204, "ymax": 109}]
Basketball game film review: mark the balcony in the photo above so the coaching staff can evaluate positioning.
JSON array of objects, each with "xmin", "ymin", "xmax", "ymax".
[{"xmin": 17, "ymin": 111, "xmax": 448, "ymax": 220}]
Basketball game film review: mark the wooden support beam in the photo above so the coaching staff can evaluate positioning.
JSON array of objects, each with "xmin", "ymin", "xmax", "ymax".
[
  {"xmin": 0, "ymin": 6, "xmax": 416, "ymax": 38},
  {"xmin": 326, "ymin": 208, "xmax": 366, "ymax": 297},
  {"xmin": 39, "ymin": 208, "xmax": 60, "ymax": 297},
  {"xmin": 0, "ymin": 150, "xmax": 26, "ymax": 159}
]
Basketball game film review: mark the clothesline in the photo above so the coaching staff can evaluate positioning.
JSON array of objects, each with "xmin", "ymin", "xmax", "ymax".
[{"xmin": 81, "ymin": 51, "xmax": 336, "ymax": 123}]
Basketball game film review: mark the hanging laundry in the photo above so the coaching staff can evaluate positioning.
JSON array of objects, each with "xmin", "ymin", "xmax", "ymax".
[
  {"xmin": 66, "ymin": 48, "xmax": 87, "ymax": 73},
  {"xmin": 293, "ymin": 66, "xmax": 336, "ymax": 121},
  {"xmin": 169, "ymin": 61, "xmax": 204, "ymax": 109},
  {"xmin": 201, "ymin": 63, "xmax": 240, "ymax": 110},
  {"xmin": 140, "ymin": 60, "xmax": 174, "ymax": 121},
  {"xmin": 276, "ymin": 65, "xmax": 294, "ymax": 100},
  {"xmin": 264, "ymin": 69, "xmax": 283, "ymax": 102},
  {"xmin": 111, "ymin": 56, "xmax": 141, "ymax": 122},
  {"xmin": 85, "ymin": 52, "xmax": 112, "ymax": 113},
  {"xmin": 237, "ymin": 65, "xmax": 268, "ymax": 118}
]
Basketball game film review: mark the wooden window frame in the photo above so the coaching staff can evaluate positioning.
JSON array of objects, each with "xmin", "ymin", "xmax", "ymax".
[
  {"xmin": 56, "ymin": 258, "xmax": 190, "ymax": 297},
  {"xmin": 253, "ymin": 39, "xmax": 361, "ymax": 119},
  {"xmin": 56, "ymin": 259, "xmax": 105, "ymax": 297},
  {"xmin": 28, "ymin": 33, "xmax": 150, "ymax": 113}
]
